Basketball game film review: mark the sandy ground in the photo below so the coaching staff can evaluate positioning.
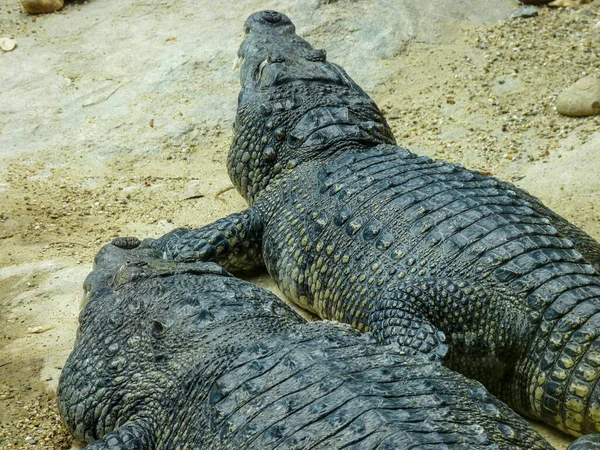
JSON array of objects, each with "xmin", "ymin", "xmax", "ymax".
[{"xmin": 1, "ymin": 0, "xmax": 599, "ymax": 448}]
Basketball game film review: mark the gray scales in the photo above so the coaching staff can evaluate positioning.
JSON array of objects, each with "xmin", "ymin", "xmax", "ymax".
[
  {"xmin": 58, "ymin": 240, "xmax": 593, "ymax": 449},
  {"xmin": 150, "ymin": 11, "xmax": 600, "ymax": 440}
]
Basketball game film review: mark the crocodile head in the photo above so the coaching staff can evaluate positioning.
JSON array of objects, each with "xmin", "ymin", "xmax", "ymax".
[
  {"xmin": 228, "ymin": 11, "xmax": 396, "ymax": 204},
  {"xmin": 58, "ymin": 243, "xmax": 237, "ymax": 443}
]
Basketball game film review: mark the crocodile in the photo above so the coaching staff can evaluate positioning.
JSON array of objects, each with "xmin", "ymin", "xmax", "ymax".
[
  {"xmin": 58, "ymin": 238, "xmax": 583, "ymax": 449},
  {"xmin": 150, "ymin": 11, "xmax": 600, "ymax": 438}
]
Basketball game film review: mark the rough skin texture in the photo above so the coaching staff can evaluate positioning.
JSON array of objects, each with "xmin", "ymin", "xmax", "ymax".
[
  {"xmin": 57, "ymin": 241, "xmax": 560, "ymax": 449},
  {"xmin": 151, "ymin": 11, "xmax": 600, "ymax": 438}
]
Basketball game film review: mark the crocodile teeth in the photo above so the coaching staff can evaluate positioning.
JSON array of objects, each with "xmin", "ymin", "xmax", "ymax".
[
  {"xmin": 79, "ymin": 290, "xmax": 91, "ymax": 310},
  {"xmin": 232, "ymin": 55, "xmax": 244, "ymax": 71},
  {"xmin": 257, "ymin": 56, "xmax": 270, "ymax": 79}
]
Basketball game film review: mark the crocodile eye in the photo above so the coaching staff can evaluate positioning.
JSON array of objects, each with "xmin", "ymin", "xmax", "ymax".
[{"xmin": 151, "ymin": 320, "xmax": 166, "ymax": 336}]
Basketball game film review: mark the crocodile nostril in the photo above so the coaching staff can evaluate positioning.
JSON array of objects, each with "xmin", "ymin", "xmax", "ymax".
[
  {"xmin": 262, "ymin": 11, "xmax": 282, "ymax": 24},
  {"xmin": 270, "ymin": 53, "xmax": 286, "ymax": 63},
  {"xmin": 307, "ymin": 49, "xmax": 327, "ymax": 62}
]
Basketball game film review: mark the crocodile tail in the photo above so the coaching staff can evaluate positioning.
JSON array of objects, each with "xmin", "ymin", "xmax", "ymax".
[{"xmin": 523, "ymin": 290, "xmax": 600, "ymax": 437}]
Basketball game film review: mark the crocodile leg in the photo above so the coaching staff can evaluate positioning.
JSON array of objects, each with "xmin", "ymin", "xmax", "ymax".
[
  {"xmin": 367, "ymin": 286, "xmax": 448, "ymax": 361},
  {"xmin": 569, "ymin": 434, "xmax": 600, "ymax": 450},
  {"xmin": 515, "ymin": 292, "xmax": 600, "ymax": 436},
  {"xmin": 79, "ymin": 421, "xmax": 153, "ymax": 450},
  {"xmin": 150, "ymin": 207, "xmax": 265, "ymax": 273},
  {"xmin": 83, "ymin": 429, "xmax": 146, "ymax": 450}
]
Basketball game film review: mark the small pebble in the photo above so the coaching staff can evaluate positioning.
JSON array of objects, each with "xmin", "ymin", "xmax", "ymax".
[
  {"xmin": 556, "ymin": 76, "xmax": 600, "ymax": 117},
  {"xmin": 0, "ymin": 37, "xmax": 17, "ymax": 52},
  {"xmin": 21, "ymin": 0, "xmax": 64, "ymax": 14},
  {"xmin": 519, "ymin": 0, "xmax": 552, "ymax": 4}
]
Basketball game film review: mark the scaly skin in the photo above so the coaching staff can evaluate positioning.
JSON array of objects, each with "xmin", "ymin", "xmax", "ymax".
[
  {"xmin": 57, "ymin": 240, "xmax": 561, "ymax": 449},
  {"xmin": 151, "ymin": 11, "xmax": 600, "ymax": 438}
]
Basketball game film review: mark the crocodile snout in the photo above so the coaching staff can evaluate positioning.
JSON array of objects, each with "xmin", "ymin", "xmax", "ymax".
[
  {"xmin": 235, "ymin": 11, "xmax": 350, "ymax": 108},
  {"xmin": 235, "ymin": 11, "xmax": 316, "ymax": 89},
  {"xmin": 243, "ymin": 11, "xmax": 295, "ymax": 35}
]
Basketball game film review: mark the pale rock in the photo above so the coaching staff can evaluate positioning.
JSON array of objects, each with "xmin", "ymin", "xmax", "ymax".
[
  {"xmin": 511, "ymin": 7, "xmax": 538, "ymax": 19},
  {"xmin": 556, "ymin": 76, "xmax": 600, "ymax": 117},
  {"xmin": 21, "ymin": 0, "xmax": 64, "ymax": 14},
  {"xmin": 548, "ymin": 0, "xmax": 592, "ymax": 6}
]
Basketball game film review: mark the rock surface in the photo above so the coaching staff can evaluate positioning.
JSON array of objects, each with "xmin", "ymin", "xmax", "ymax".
[
  {"xmin": 557, "ymin": 75, "xmax": 600, "ymax": 117},
  {"xmin": 0, "ymin": 0, "xmax": 517, "ymax": 161},
  {"xmin": 1, "ymin": 0, "xmax": 599, "ymax": 448}
]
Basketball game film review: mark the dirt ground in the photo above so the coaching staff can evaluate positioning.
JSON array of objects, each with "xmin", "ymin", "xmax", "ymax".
[{"xmin": 1, "ymin": 0, "xmax": 600, "ymax": 448}]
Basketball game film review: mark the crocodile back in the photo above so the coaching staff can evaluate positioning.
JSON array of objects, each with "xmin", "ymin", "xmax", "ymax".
[
  {"xmin": 258, "ymin": 144, "xmax": 600, "ymax": 435},
  {"xmin": 203, "ymin": 324, "xmax": 552, "ymax": 449}
]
